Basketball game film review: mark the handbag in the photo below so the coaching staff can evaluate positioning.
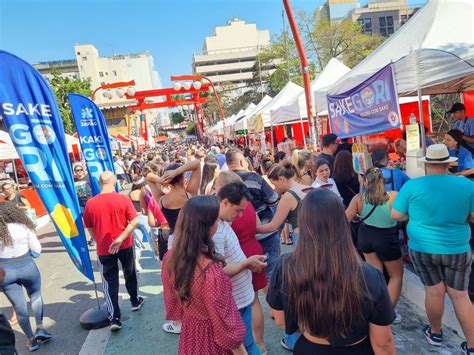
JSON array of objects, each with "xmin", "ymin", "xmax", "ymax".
[
  {"xmin": 350, "ymin": 204, "xmax": 378, "ymax": 248},
  {"xmin": 156, "ymin": 228, "xmax": 170, "ymax": 261}
]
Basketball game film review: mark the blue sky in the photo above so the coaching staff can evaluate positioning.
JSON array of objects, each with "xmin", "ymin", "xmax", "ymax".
[{"xmin": 0, "ymin": 0, "xmax": 425, "ymax": 87}]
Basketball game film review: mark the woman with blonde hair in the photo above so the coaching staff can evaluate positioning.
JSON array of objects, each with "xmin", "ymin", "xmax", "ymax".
[
  {"xmin": 291, "ymin": 149, "xmax": 312, "ymax": 186},
  {"xmin": 346, "ymin": 167, "xmax": 403, "ymax": 324}
]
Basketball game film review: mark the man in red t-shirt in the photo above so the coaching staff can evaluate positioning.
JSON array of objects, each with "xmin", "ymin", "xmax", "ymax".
[{"xmin": 83, "ymin": 171, "xmax": 143, "ymax": 331}]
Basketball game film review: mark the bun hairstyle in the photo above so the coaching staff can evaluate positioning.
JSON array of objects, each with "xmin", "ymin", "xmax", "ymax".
[
  {"xmin": 291, "ymin": 149, "xmax": 312, "ymax": 170},
  {"xmin": 268, "ymin": 161, "xmax": 298, "ymax": 181}
]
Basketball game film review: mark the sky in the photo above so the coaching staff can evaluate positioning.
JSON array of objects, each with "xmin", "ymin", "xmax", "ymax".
[{"xmin": 0, "ymin": 0, "xmax": 426, "ymax": 88}]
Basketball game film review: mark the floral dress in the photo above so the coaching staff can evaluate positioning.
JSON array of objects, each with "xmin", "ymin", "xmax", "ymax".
[{"xmin": 162, "ymin": 254, "xmax": 245, "ymax": 354}]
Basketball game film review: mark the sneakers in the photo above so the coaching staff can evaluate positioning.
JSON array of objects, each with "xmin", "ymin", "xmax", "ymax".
[
  {"xmin": 131, "ymin": 296, "xmax": 145, "ymax": 311},
  {"xmin": 423, "ymin": 325, "xmax": 442, "ymax": 346},
  {"xmin": 135, "ymin": 259, "xmax": 143, "ymax": 272},
  {"xmin": 27, "ymin": 339, "xmax": 40, "ymax": 352},
  {"xmin": 462, "ymin": 341, "xmax": 474, "ymax": 354},
  {"xmin": 392, "ymin": 312, "xmax": 402, "ymax": 324},
  {"xmin": 162, "ymin": 321, "xmax": 182, "ymax": 334},
  {"xmin": 110, "ymin": 318, "xmax": 122, "ymax": 332},
  {"xmin": 35, "ymin": 328, "xmax": 52, "ymax": 343}
]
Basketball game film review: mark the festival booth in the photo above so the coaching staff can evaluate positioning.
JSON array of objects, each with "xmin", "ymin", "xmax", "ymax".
[
  {"xmin": 232, "ymin": 103, "xmax": 257, "ymax": 138},
  {"xmin": 270, "ymin": 58, "xmax": 351, "ymax": 147},
  {"xmin": 0, "ymin": 130, "xmax": 80, "ymax": 221},
  {"xmin": 327, "ymin": 0, "xmax": 474, "ymax": 177},
  {"xmin": 246, "ymin": 82, "xmax": 303, "ymax": 151}
]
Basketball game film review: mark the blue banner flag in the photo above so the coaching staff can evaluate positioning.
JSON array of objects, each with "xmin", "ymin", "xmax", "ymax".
[
  {"xmin": 0, "ymin": 51, "xmax": 94, "ymax": 281},
  {"xmin": 68, "ymin": 94, "xmax": 116, "ymax": 196},
  {"xmin": 327, "ymin": 64, "xmax": 401, "ymax": 138}
]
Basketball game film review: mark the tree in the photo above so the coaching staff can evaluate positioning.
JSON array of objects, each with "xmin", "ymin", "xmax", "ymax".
[
  {"xmin": 49, "ymin": 69, "xmax": 92, "ymax": 134},
  {"xmin": 171, "ymin": 112, "xmax": 186, "ymax": 125},
  {"xmin": 185, "ymin": 122, "xmax": 196, "ymax": 135},
  {"xmin": 298, "ymin": 12, "xmax": 385, "ymax": 70}
]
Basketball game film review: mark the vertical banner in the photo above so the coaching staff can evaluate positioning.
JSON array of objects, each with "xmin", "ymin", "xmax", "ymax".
[
  {"xmin": 327, "ymin": 64, "xmax": 401, "ymax": 138},
  {"xmin": 68, "ymin": 94, "xmax": 116, "ymax": 196},
  {"xmin": 0, "ymin": 51, "xmax": 94, "ymax": 281}
]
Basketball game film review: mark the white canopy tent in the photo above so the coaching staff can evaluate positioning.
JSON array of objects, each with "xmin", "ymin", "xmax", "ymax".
[
  {"xmin": 0, "ymin": 130, "xmax": 19, "ymax": 160},
  {"xmin": 271, "ymin": 58, "xmax": 351, "ymax": 125},
  {"xmin": 234, "ymin": 96, "xmax": 273, "ymax": 131},
  {"xmin": 248, "ymin": 82, "xmax": 303, "ymax": 131},
  {"xmin": 328, "ymin": 0, "xmax": 474, "ymax": 97},
  {"xmin": 232, "ymin": 103, "xmax": 257, "ymax": 131}
]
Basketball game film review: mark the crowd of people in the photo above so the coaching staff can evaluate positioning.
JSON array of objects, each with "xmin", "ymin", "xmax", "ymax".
[{"xmin": 0, "ymin": 102, "xmax": 473, "ymax": 354}]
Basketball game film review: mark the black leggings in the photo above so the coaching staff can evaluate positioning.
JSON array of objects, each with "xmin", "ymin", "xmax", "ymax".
[{"xmin": 294, "ymin": 335, "xmax": 374, "ymax": 355}]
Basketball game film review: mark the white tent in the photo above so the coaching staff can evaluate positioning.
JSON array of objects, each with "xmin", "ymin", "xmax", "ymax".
[
  {"xmin": 234, "ymin": 96, "xmax": 272, "ymax": 131},
  {"xmin": 248, "ymin": 82, "xmax": 303, "ymax": 130},
  {"xmin": 328, "ymin": 0, "xmax": 474, "ymax": 97},
  {"xmin": 232, "ymin": 103, "xmax": 257, "ymax": 131},
  {"xmin": 0, "ymin": 130, "xmax": 19, "ymax": 160},
  {"xmin": 271, "ymin": 58, "xmax": 351, "ymax": 125}
]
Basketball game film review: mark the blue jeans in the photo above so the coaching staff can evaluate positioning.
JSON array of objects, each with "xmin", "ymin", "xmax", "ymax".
[
  {"xmin": 259, "ymin": 231, "xmax": 281, "ymax": 282},
  {"xmin": 0, "ymin": 254, "xmax": 43, "ymax": 338},
  {"xmin": 133, "ymin": 213, "xmax": 150, "ymax": 256},
  {"xmin": 239, "ymin": 304, "xmax": 261, "ymax": 355},
  {"xmin": 292, "ymin": 231, "xmax": 299, "ymax": 247}
]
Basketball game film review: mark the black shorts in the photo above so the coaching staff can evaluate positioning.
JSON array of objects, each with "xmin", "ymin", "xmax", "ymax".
[{"xmin": 358, "ymin": 224, "xmax": 401, "ymax": 262}]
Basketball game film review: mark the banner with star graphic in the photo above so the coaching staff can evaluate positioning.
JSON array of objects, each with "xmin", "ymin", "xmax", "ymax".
[
  {"xmin": 0, "ymin": 51, "xmax": 94, "ymax": 281},
  {"xmin": 68, "ymin": 94, "xmax": 116, "ymax": 196}
]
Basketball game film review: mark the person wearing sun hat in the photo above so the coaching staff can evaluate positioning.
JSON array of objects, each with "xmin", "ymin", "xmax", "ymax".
[{"xmin": 391, "ymin": 144, "xmax": 474, "ymax": 354}]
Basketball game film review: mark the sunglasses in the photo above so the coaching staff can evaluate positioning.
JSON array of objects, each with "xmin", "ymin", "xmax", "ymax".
[{"xmin": 75, "ymin": 169, "xmax": 83, "ymax": 172}]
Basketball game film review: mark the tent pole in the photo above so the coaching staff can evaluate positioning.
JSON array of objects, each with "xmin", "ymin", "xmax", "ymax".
[
  {"xmin": 270, "ymin": 122, "xmax": 275, "ymax": 157},
  {"xmin": 12, "ymin": 159, "xmax": 19, "ymax": 187},
  {"xmin": 416, "ymin": 51, "xmax": 427, "ymax": 155},
  {"xmin": 299, "ymin": 117, "xmax": 306, "ymax": 148}
]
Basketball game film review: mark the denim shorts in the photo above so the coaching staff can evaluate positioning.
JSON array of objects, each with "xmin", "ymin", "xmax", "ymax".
[
  {"xmin": 259, "ymin": 231, "xmax": 281, "ymax": 282},
  {"xmin": 409, "ymin": 249, "xmax": 472, "ymax": 291}
]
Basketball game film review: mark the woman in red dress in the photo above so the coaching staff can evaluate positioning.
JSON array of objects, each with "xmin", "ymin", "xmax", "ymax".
[
  {"xmin": 162, "ymin": 195, "xmax": 246, "ymax": 355},
  {"xmin": 215, "ymin": 171, "xmax": 268, "ymax": 354}
]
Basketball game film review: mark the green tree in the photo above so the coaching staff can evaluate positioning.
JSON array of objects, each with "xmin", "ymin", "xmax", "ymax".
[
  {"xmin": 49, "ymin": 69, "xmax": 92, "ymax": 134},
  {"xmin": 185, "ymin": 122, "xmax": 196, "ymax": 135},
  {"xmin": 298, "ymin": 13, "xmax": 385, "ymax": 70},
  {"xmin": 171, "ymin": 112, "xmax": 186, "ymax": 125}
]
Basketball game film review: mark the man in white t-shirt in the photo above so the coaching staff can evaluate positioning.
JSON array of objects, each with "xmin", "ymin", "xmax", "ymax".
[
  {"xmin": 113, "ymin": 156, "xmax": 127, "ymax": 190},
  {"xmin": 216, "ymin": 181, "xmax": 266, "ymax": 355}
]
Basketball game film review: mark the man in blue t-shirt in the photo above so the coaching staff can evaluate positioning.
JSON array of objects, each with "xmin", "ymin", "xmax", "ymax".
[
  {"xmin": 391, "ymin": 144, "xmax": 474, "ymax": 352},
  {"xmin": 449, "ymin": 103, "xmax": 474, "ymax": 150}
]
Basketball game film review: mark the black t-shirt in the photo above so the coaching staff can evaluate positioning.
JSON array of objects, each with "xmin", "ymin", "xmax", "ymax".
[
  {"xmin": 335, "ymin": 174, "xmax": 360, "ymax": 208},
  {"xmin": 267, "ymin": 254, "xmax": 395, "ymax": 346}
]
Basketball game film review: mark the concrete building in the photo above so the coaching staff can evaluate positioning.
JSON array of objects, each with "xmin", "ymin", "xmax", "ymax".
[
  {"xmin": 315, "ymin": 0, "xmax": 358, "ymax": 23},
  {"xmin": 33, "ymin": 59, "xmax": 79, "ymax": 81},
  {"xmin": 347, "ymin": 0, "xmax": 420, "ymax": 36},
  {"xmin": 192, "ymin": 18, "xmax": 273, "ymax": 97},
  {"xmin": 75, "ymin": 44, "xmax": 170, "ymax": 133}
]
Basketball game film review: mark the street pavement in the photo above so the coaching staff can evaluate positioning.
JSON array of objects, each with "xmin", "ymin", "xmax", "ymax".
[{"xmin": 1, "ymin": 223, "xmax": 467, "ymax": 355}]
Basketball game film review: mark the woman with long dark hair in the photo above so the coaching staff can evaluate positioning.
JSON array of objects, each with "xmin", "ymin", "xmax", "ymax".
[
  {"xmin": 267, "ymin": 188, "xmax": 396, "ymax": 354},
  {"xmin": 0, "ymin": 201, "xmax": 51, "ymax": 352},
  {"xmin": 162, "ymin": 196, "xmax": 246, "ymax": 355},
  {"xmin": 200, "ymin": 155, "xmax": 220, "ymax": 195},
  {"xmin": 346, "ymin": 167, "xmax": 403, "ymax": 324},
  {"xmin": 332, "ymin": 150, "xmax": 361, "ymax": 208}
]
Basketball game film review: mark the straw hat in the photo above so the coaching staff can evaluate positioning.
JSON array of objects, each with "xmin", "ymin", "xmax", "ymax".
[{"xmin": 419, "ymin": 144, "xmax": 457, "ymax": 164}]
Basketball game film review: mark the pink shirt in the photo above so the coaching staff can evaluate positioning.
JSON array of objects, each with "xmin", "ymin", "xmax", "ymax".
[{"xmin": 148, "ymin": 197, "xmax": 168, "ymax": 226}]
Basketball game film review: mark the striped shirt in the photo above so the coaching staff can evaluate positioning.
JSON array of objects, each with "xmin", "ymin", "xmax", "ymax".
[{"xmin": 213, "ymin": 221, "xmax": 254, "ymax": 310}]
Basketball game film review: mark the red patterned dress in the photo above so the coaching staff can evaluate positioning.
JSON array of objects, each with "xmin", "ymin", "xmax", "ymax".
[{"xmin": 162, "ymin": 253, "xmax": 245, "ymax": 354}]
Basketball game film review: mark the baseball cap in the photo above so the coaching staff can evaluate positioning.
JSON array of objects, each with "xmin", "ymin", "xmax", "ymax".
[{"xmin": 447, "ymin": 103, "xmax": 466, "ymax": 113}]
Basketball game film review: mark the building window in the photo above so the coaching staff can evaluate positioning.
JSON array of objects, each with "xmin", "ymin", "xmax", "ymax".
[
  {"xmin": 82, "ymin": 56, "xmax": 87, "ymax": 61},
  {"xmin": 99, "ymin": 72, "xmax": 104, "ymax": 77},
  {"xmin": 379, "ymin": 17, "xmax": 386, "ymax": 27},
  {"xmin": 387, "ymin": 16, "xmax": 394, "ymax": 26},
  {"xmin": 364, "ymin": 18, "xmax": 372, "ymax": 28},
  {"xmin": 72, "ymin": 74, "xmax": 77, "ymax": 79},
  {"xmin": 365, "ymin": 29, "xmax": 372, "ymax": 35},
  {"xmin": 357, "ymin": 19, "xmax": 364, "ymax": 26},
  {"xmin": 112, "ymin": 70, "xmax": 117, "ymax": 76},
  {"xmin": 100, "ymin": 81, "xmax": 105, "ymax": 86},
  {"xmin": 105, "ymin": 72, "xmax": 108, "ymax": 76},
  {"xmin": 388, "ymin": 27, "xmax": 394, "ymax": 34},
  {"xmin": 380, "ymin": 28, "xmax": 387, "ymax": 36}
]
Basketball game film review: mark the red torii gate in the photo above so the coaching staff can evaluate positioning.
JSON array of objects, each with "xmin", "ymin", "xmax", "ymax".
[{"xmin": 125, "ymin": 75, "xmax": 224, "ymax": 141}]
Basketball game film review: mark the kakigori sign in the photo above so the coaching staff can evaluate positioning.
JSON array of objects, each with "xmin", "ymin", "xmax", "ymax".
[{"xmin": 327, "ymin": 64, "xmax": 401, "ymax": 139}]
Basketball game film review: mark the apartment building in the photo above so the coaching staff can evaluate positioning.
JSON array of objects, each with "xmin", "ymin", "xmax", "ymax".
[
  {"xmin": 347, "ymin": 0, "xmax": 420, "ymax": 36},
  {"xmin": 315, "ymin": 0, "xmax": 358, "ymax": 23},
  {"xmin": 192, "ymin": 18, "xmax": 273, "ymax": 97}
]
